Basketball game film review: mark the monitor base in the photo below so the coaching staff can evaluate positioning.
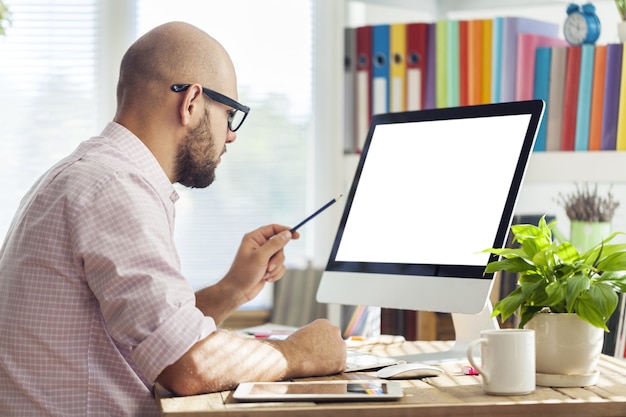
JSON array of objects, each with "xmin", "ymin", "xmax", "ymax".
[{"xmin": 393, "ymin": 303, "xmax": 499, "ymax": 365}]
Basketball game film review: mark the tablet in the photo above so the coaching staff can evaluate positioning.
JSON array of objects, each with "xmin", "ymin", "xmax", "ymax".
[{"xmin": 233, "ymin": 380, "xmax": 403, "ymax": 402}]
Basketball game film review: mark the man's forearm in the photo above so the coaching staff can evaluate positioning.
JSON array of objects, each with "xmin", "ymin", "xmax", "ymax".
[
  {"xmin": 156, "ymin": 329, "xmax": 290, "ymax": 396},
  {"xmin": 156, "ymin": 319, "xmax": 347, "ymax": 397},
  {"xmin": 194, "ymin": 281, "xmax": 246, "ymax": 325}
]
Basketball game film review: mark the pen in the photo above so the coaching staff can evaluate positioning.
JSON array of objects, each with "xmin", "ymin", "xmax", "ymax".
[{"xmin": 290, "ymin": 194, "xmax": 343, "ymax": 233}]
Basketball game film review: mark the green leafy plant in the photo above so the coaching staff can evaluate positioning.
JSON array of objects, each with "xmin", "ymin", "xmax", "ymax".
[
  {"xmin": 484, "ymin": 216, "xmax": 626, "ymax": 331},
  {"xmin": 0, "ymin": 0, "xmax": 10, "ymax": 36},
  {"xmin": 617, "ymin": 0, "xmax": 626, "ymax": 21}
]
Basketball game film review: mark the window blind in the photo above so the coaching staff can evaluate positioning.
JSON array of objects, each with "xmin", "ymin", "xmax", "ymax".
[
  {"xmin": 0, "ymin": 0, "xmax": 314, "ymax": 309},
  {"xmin": 0, "ymin": 0, "xmax": 99, "ymax": 237}
]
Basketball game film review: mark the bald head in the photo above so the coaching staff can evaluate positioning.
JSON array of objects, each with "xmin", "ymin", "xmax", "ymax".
[{"xmin": 116, "ymin": 22, "xmax": 236, "ymax": 113}]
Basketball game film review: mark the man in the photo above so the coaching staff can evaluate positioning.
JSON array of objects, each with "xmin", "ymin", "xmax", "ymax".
[{"xmin": 0, "ymin": 21, "xmax": 346, "ymax": 416}]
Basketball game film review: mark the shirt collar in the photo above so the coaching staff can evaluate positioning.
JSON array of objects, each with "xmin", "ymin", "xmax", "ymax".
[{"xmin": 99, "ymin": 122, "xmax": 179, "ymax": 204}]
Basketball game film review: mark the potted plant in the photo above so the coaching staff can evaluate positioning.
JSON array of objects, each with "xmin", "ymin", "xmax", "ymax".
[
  {"xmin": 484, "ymin": 216, "xmax": 626, "ymax": 386},
  {"xmin": 557, "ymin": 183, "xmax": 620, "ymax": 252}
]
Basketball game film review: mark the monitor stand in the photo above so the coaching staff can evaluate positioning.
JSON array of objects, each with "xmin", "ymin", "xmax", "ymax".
[{"xmin": 393, "ymin": 303, "xmax": 499, "ymax": 365}]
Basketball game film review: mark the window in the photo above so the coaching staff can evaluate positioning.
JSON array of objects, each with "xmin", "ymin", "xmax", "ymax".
[
  {"xmin": 137, "ymin": 1, "xmax": 314, "ymax": 308},
  {"xmin": 0, "ymin": 0, "xmax": 316, "ymax": 309},
  {"xmin": 0, "ymin": 0, "xmax": 99, "ymax": 237}
]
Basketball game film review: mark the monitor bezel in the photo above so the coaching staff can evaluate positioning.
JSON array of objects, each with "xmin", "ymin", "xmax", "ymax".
[{"xmin": 324, "ymin": 100, "xmax": 545, "ymax": 282}]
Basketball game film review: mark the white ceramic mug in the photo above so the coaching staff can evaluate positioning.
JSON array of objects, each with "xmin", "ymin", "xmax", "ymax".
[{"xmin": 466, "ymin": 329, "xmax": 536, "ymax": 395}]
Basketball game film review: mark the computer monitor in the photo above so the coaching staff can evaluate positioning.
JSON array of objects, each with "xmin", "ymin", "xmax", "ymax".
[{"xmin": 317, "ymin": 100, "xmax": 545, "ymax": 363}]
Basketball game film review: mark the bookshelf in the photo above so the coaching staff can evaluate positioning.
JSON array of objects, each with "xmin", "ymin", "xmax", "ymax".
[
  {"xmin": 313, "ymin": 0, "xmax": 620, "ymax": 269},
  {"xmin": 335, "ymin": 0, "xmax": 626, "ymax": 340},
  {"xmin": 342, "ymin": 0, "xmax": 626, "ymax": 190}
]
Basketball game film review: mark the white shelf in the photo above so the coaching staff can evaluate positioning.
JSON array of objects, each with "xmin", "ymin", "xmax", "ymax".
[
  {"xmin": 525, "ymin": 152, "xmax": 626, "ymax": 183},
  {"xmin": 345, "ymin": 151, "xmax": 626, "ymax": 184}
]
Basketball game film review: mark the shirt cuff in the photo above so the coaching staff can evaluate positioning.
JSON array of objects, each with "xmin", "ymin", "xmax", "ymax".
[{"xmin": 131, "ymin": 303, "xmax": 216, "ymax": 383}]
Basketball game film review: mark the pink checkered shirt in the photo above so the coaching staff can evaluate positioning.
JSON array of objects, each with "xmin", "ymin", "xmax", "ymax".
[{"xmin": 0, "ymin": 123, "xmax": 216, "ymax": 416}]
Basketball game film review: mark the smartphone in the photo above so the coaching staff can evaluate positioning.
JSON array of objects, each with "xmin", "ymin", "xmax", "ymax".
[{"xmin": 233, "ymin": 380, "xmax": 403, "ymax": 402}]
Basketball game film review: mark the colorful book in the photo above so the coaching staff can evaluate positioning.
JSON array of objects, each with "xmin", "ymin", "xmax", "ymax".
[
  {"xmin": 446, "ymin": 20, "xmax": 460, "ymax": 107},
  {"xmin": 435, "ymin": 20, "xmax": 448, "ymax": 108},
  {"xmin": 545, "ymin": 46, "xmax": 568, "ymax": 151},
  {"xmin": 561, "ymin": 46, "xmax": 582, "ymax": 151},
  {"xmin": 355, "ymin": 25, "xmax": 373, "ymax": 153},
  {"xmin": 533, "ymin": 46, "xmax": 552, "ymax": 151},
  {"xmin": 601, "ymin": 43, "xmax": 623, "ymax": 150},
  {"xmin": 458, "ymin": 20, "xmax": 470, "ymax": 106},
  {"xmin": 491, "ymin": 17, "xmax": 504, "ymax": 103},
  {"xmin": 344, "ymin": 27, "xmax": 357, "ymax": 153},
  {"xmin": 515, "ymin": 33, "xmax": 568, "ymax": 102},
  {"xmin": 390, "ymin": 23, "xmax": 407, "ymax": 113},
  {"xmin": 588, "ymin": 44, "xmax": 607, "ymax": 151},
  {"xmin": 406, "ymin": 22, "xmax": 428, "ymax": 111},
  {"xmin": 425, "ymin": 23, "xmax": 437, "ymax": 109},
  {"xmin": 499, "ymin": 17, "xmax": 559, "ymax": 103},
  {"xmin": 480, "ymin": 19, "xmax": 493, "ymax": 104},
  {"xmin": 574, "ymin": 44, "xmax": 595, "ymax": 151},
  {"xmin": 617, "ymin": 45, "xmax": 626, "ymax": 150},
  {"xmin": 372, "ymin": 24, "xmax": 390, "ymax": 116},
  {"xmin": 467, "ymin": 19, "xmax": 483, "ymax": 105}
]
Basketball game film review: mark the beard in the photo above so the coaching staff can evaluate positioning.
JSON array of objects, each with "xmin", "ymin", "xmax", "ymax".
[{"xmin": 175, "ymin": 109, "xmax": 221, "ymax": 189}]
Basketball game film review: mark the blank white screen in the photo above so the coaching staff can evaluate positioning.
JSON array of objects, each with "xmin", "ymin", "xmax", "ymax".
[{"xmin": 335, "ymin": 114, "xmax": 531, "ymax": 266}]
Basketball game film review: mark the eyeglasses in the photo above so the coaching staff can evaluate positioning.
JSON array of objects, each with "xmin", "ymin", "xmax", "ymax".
[{"xmin": 170, "ymin": 84, "xmax": 250, "ymax": 132}]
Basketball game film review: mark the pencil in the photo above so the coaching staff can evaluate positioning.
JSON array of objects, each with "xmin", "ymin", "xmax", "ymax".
[{"xmin": 290, "ymin": 194, "xmax": 343, "ymax": 233}]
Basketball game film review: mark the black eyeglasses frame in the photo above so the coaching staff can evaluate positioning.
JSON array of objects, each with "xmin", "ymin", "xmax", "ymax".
[{"xmin": 170, "ymin": 84, "xmax": 250, "ymax": 132}]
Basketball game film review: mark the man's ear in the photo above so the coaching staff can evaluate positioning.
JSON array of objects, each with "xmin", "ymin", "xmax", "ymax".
[{"xmin": 178, "ymin": 84, "xmax": 203, "ymax": 126}]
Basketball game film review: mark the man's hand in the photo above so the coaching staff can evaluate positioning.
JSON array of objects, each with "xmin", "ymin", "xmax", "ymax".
[
  {"xmin": 224, "ymin": 224, "xmax": 299, "ymax": 301},
  {"xmin": 270, "ymin": 319, "xmax": 347, "ymax": 378},
  {"xmin": 195, "ymin": 224, "xmax": 299, "ymax": 322}
]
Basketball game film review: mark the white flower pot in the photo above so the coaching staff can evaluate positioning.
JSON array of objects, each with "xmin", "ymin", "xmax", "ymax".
[{"xmin": 524, "ymin": 313, "xmax": 604, "ymax": 387}]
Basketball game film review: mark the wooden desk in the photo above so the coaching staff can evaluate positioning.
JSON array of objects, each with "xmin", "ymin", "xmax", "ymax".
[{"xmin": 156, "ymin": 338, "xmax": 626, "ymax": 417}]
